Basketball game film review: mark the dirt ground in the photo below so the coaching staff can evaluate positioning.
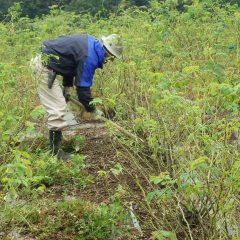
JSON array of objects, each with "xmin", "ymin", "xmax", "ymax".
[
  {"xmin": 21, "ymin": 120, "xmax": 152, "ymax": 239},
  {"xmin": 6, "ymin": 121, "xmax": 152, "ymax": 240},
  {"xmin": 68, "ymin": 123, "xmax": 152, "ymax": 239}
]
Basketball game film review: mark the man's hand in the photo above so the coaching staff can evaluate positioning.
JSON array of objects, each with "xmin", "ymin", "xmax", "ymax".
[
  {"xmin": 63, "ymin": 87, "xmax": 71, "ymax": 102},
  {"xmin": 91, "ymin": 109, "xmax": 104, "ymax": 120}
]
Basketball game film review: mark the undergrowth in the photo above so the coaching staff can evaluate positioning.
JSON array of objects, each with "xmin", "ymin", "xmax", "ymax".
[{"xmin": 0, "ymin": 0, "xmax": 240, "ymax": 239}]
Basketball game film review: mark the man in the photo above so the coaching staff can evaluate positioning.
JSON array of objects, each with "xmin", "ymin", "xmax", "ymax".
[{"xmin": 31, "ymin": 34, "xmax": 123, "ymax": 160}]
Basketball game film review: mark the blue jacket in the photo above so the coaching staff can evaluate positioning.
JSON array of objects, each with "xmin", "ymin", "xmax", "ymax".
[{"xmin": 41, "ymin": 34, "xmax": 105, "ymax": 87}]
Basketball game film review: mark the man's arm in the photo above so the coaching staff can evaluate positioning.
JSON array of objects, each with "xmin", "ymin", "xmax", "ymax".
[
  {"xmin": 63, "ymin": 75, "xmax": 74, "ymax": 87},
  {"xmin": 76, "ymin": 87, "xmax": 96, "ymax": 112}
]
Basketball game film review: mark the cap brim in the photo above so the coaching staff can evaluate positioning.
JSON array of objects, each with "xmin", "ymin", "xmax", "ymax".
[
  {"xmin": 101, "ymin": 36, "xmax": 122, "ymax": 59},
  {"xmin": 104, "ymin": 44, "xmax": 121, "ymax": 59}
]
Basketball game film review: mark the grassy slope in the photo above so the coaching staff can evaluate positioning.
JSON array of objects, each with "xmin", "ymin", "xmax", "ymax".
[{"xmin": 0, "ymin": 1, "xmax": 240, "ymax": 239}]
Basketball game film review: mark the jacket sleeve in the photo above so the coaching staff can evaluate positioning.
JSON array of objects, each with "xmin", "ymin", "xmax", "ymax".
[
  {"xmin": 76, "ymin": 87, "xmax": 96, "ymax": 112},
  {"xmin": 62, "ymin": 75, "xmax": 74, "ymax": 87}
]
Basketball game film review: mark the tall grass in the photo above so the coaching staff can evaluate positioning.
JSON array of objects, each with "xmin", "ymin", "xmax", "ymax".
[{"xmin": 0, "ymin": 1, "xmax": 239, "ymax": 239}]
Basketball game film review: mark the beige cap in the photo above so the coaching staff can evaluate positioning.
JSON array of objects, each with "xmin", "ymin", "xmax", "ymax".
[{"xmin": 100, "ymin": 34, "xmax": 123, "ymax": 59}]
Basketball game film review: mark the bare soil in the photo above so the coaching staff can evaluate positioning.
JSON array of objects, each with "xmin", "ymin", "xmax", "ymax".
[
  {"xmin": 64, "ymin": 122, "xmax": 152, "ymax": 239},
  {"xmin": 77, "ymin": 124, "xmax": 152, "ymax": 239}
]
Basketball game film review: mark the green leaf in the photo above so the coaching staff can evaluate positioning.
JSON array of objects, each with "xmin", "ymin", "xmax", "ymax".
[
  {"xmin": 25, "ymin": 166, "xmax": 33, "ymax": 178},
  {"xmin": 146, "ymin": 191, "xmax": 156, "ymax": 202},
  {"xmin": 8, "ymin": 79, "xmax": 16, "ymax": 87},
  {"xmin": 210, "ymin": 83, "xmax": 220, "ymax": 96},
  {"xmin": 110, "ymin": 163, "xmax": 123, "ymax": 176},
  {"xmin": 30, "ymin": 105, "xmax": 47, "ymax": 120},
  {"xmin": 182, "ymin": 65, "xmax": 199, "ymax": 74},
  {"xmin": 90, "ymin": 98, "xmax": 103, "ymax": 106},
  {"xmin": 149, "ymin": 175, "xmax": 162, "ymax": 185},
  {"xmin": 24, "ymin": 121, "xmax": 36, "ymax": 134},
  {"xmin": 151, "ymin": 230, "xmax": 177, "ymax": 240},
  {"xmin": 149, "ymin": 172, "xmax": 171, "ymax": 185},
  {"xmin": 190, "ymin": 157, "xmax": 207, "ymax": 170}
]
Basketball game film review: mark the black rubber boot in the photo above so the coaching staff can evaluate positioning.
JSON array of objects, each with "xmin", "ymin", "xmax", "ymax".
[{"xmin": 49, "ymin": 130, "xmax": 71, "ymax": 160}]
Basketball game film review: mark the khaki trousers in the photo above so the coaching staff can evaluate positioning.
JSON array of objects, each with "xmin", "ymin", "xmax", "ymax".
[{"xmin": 30, "ymin": 54, "xmax": 78, "ymax": 130}]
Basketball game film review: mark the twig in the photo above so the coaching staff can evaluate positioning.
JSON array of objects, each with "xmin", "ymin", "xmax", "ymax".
[
  {"xmin": 175, "ymin": 194, "xmax": 194, "ymax": 240},
  {"xmin": 69, "ymin": 96, "xmax": 144, "ymax": 142}
]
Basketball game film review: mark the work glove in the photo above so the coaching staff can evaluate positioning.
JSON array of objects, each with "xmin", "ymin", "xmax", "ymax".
[
  {"xmin": 91, "ymin": 109, "xmax": 104, "ymax": 120},
  {"xmin": 63, "ymin": 87, "xmax": 71, "ymax": 102}
]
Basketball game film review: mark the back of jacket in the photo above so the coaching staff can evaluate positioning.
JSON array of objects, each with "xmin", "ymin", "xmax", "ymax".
[{"xmin": 41, "ymin": 34, "xmax": 88, "ymax": 77}]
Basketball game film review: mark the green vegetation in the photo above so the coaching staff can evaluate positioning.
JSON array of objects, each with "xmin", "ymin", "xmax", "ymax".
[
  {"xmin": 1, "ymin": 198, "xmax": 127, "ymax": 239},
  {"xmin": 1, "ymin": 0, "xmax": 240, "ymax": 19},
  {"xmin": 0, "ymin": 0, "xmax": 240, "ymax": 239}
]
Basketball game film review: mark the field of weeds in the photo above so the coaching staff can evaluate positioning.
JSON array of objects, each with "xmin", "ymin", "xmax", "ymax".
[{"xmin": 0, "ymin": 1, "xmax": 239, "ymax": 239}]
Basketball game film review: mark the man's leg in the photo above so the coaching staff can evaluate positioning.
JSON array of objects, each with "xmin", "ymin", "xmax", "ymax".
[{"xmin": 38, "ymin": 73, "xmax": 71, "ymax": 160}]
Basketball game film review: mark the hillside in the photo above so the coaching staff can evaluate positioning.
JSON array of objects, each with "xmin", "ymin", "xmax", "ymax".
[{"xmin": 0, "ymin": 1, "xmax": 240, "ymax": 239}]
